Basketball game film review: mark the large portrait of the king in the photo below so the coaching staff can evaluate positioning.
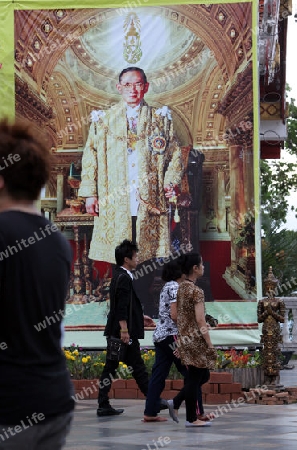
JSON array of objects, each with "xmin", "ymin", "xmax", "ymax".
[{"xmin": 14, "ymin": 1, "xmax": 260, "ymax": 343}]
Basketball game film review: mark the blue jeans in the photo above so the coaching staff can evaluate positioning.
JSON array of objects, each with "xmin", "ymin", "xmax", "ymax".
[{"xmin": 144, "ymin": 335, "xmax": 188, "ymax": 417}]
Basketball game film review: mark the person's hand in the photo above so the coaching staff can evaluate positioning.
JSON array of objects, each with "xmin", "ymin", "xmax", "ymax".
[
  {"xmin": 120, "ymin": 330, "xmax": 130, "ymax": 344},
  {"xmin": 143, "ymin": 315, "xmax": 156, "ymax": 327},
  {"xmin": 207, "ymin": 347, "xmax": 217, "ymax": 358},
  {"xmin": 266, "ymin": 303, "xmax": 273, "ymax": 314},
  {"xmin": 164, "ymin": 184, "xmax": 176, "ymax": 199},
  {"xmin": 173, "ymin": 348, "xmax": 180, "ymax": 359},
  {"xmin": 85, "ymin": 197, "xmax": 99, "ymax": 215}
]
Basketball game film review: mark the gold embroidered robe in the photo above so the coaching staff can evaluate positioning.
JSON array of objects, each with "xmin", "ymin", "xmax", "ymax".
[{"xmin": 78, "ymin": 100, "xmax": 182, "ymax": 263}]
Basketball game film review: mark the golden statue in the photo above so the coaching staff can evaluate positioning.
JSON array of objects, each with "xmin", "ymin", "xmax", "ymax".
[{"xmin": 257, "ymin": 267, "xmax": 286, "ymax": 384}]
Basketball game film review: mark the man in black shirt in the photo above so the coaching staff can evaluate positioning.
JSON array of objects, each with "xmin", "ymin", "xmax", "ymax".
[
  {"xmin": 97, "ymin": 239, "xmax": 152, "ymax": 416},
  {"xmin": 0, "ymin": 120, "xmax": 74, "ymax": 449}
]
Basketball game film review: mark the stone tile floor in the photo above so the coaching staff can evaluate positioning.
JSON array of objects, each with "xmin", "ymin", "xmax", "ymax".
[{"xmin": 65, "ymin": 365, "xmax": 297, "ymax": 450}]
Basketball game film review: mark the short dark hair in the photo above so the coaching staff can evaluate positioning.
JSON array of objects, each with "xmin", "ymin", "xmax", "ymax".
[
  {"xmin": 162, "ymin": 260, "xmax": 183, "ymax": 282},
  {"xmin": 119, "ymin": 67, "xmax": 147, "ymax": 84},
  {"xmin": 115, "ymin": 239, "xmax": 139, "ymax": 266},
  {"xmin": 0, "ymin": 119, "xmax": 51, "ymax": 201},
  {"xmin": 181, "ymin": 253, "xmax": 202, "ymax": 276}
]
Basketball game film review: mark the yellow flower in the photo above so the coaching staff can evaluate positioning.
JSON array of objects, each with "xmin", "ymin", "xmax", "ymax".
[
  {"xmin": 73, "ymin": 350, "xmax": 79, "ymax": 356},
  {"xmin": 82, "ymin": 357, "xmax": 88, "ymax": 363},
  {"xmin": 122, "ymin": 364, "xmax": 127, "ymax": 369}
]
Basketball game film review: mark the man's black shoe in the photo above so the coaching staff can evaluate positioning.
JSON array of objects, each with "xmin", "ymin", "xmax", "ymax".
[{"xmin": 97, "ymin": 406, "xmax": 124, "ymax": 417}]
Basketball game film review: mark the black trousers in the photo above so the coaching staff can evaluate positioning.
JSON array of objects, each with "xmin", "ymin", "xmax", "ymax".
[
  {"xmin": 98, "ymin": 338, "xmax": 149, "ymax": 407},
  {"xmin": 185, "ymin": 367, "xmax": 210, "ymax": 423}
]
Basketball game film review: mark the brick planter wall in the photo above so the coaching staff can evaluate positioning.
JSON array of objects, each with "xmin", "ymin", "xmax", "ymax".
[{"xmin": 71, "ymin": 371, "xmax": 243, "ymax": 404}]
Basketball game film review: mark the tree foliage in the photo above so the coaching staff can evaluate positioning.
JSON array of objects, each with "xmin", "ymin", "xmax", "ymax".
[
  {"xmin": 260, "ymin": 87, "xmax": 297, "ymax": 233},
  {"xmin": 260, "ymin": 86, "xmax": 297, "ymax": 294},
  {"xmin": 262, "ymin": 228, "xmax": 297, "ymax": 295}
]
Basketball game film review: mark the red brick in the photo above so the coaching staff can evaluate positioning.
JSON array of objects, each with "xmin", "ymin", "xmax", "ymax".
[
  {"xmin": 246, "ymin": 398, "xmax": 256, "ymax": 404},
  {"xmin": 111, "ymin": 379, "xmax": 126, "ymax": 389},
  {"xmin": 114, "ymin": 388, "xmax": 137, "ymax": 399},
  {"xmin": 205, "ymin": 393, "xmax": 231, "ymax": 405},
  {"xmin": 72, "ymin": 380, "xmax": 80, "ymax": 390},
  {"xmin": 209, "ymin": 372, "xmax": 233, "ymax": 384},
  {"xmin": 231, "ymin": 392, "xmax": 246, "ymax": 402},
  {"xmin": 109, "ymin": 389, "xmax": 114, "ymax": 399},
  {"xmin": 201, "ymin": 383, "xmax": 213, "ymax": 394},
  {"xmin": 76, "ymin": 380, "xmax": 99, "ymax": 399},
  {"xmin": 89, "ymin": 389, "xmax": 98, "ymax": 399},
  {"xmin": 137, "ymin": 390, "xmax": 146, "ymax": 399},
  {"xmin": 160, "ymin": 390, "xmax": 179, "ymax": 400},
  {"xmin": 164, "ymin": 380, "xmax": 172, "ymax": 390},
  {"xmin": 275, "ymin": 392, "xmax": 289, "ymax": 398},
  {"xmin": 287, "ymin": 387, "xmax": 297, "ymax": 393},
  {"xmin": 125, "ymin": 379, "xmax": 138, "ymax": 389},
  {"xmin": 213, "ymin": 384, "xmax": 219, "ymax": 394},
  {"xmin": 219, "ymin": 383, "xmax": 242, "ymax": 394},
  {"xmin": 172, "ymin": 380, "xmax": 184, "ymax": 390}
]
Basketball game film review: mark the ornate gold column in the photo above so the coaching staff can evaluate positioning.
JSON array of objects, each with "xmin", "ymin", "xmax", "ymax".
[
  {"xmin": 229, "ymin": 144, "xmax": 246, "ymax": 268},
  {"xmin": 56, "ymin": 171, "xmax": 64, "ymax": 213},
  {"xmin": 216, "ymin": 165, "xmax": 226, "ymax": 233}
]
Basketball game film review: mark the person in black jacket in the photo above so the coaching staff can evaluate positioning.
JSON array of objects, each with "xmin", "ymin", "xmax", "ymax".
[{"xmin": 97, "ymin": 239, "xmax": 152, "ymax": 416}]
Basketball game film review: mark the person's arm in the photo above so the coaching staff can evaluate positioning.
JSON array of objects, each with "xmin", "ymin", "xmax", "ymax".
[
  {"xmin": 194, "ymin": 292, "xmax": 214, "ymax": 349},
  {"xmin": 114, "ymin": 275, "xmax": 132, "ymax": 343},
  {"xmin": 143, "ymin": 315, "xmax": 156, "ymax": 327},
  {"xmin": 170, "ymin": 301, "xmax": 177, "ymax": 322},
  {"xmin": 78, "ymin": 121, "xmax": 99, "ymax": 208},
  {"xmin": 167, "ymin": 283, "xmax": 178, "ymax": 322},
  {"xmin": 163, "ymin": 117, "xmax": 183, "ymax": 192}
]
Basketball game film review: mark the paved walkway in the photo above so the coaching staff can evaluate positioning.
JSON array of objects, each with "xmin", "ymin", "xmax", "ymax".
[{"xmin": 65, "ymin": 365, "xmax": 297, "ymax": 450}]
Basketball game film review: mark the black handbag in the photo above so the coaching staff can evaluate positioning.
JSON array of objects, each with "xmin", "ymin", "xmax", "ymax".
[
  {"xmin": 106, "ymin": 336, "xmax": 128, "ymax": 362},
  {"xmin": 205, "ymin": 314, "xmax": 218, "ymax": 327},
  {"xmin": 106, "ymin": 274, "xmax": 133, "ymax": 362}
]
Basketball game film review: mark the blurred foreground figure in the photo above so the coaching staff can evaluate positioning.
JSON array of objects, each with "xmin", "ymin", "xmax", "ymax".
[{"xmin": 0, "ymin": 119, "xmax": 74, "ymax": 450}]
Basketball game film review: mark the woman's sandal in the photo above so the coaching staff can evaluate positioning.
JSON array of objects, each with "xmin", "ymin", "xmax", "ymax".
[
  {"xmin": 198, "ymin": 412, "xmax": 215, "ymax": 421},
  {"xmin": 142, "ymin": 416, "xmax": 168, "ymax": 422}
]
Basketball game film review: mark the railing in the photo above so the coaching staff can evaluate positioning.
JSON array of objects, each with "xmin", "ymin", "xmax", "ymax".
[{"xmin": 281, "ymin": 297, "xmax": 297, "ymax": 352}]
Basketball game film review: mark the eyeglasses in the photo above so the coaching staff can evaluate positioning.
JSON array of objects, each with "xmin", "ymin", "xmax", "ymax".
[{"xmin": 120, "ymin": 82, "xmax": 145, "ymax": 91}]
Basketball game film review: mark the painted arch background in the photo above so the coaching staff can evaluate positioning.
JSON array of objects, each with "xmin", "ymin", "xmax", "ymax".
[{"xmin": 0, "ymin": 0, "xmax": 261, "ymax": 346}]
